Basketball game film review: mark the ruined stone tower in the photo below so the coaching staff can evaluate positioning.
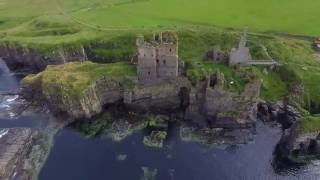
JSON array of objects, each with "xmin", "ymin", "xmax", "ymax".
[
  {"xmin": 229, "ymin": 28, "xmax": 252, "ymax": 66},
  {"xmin": 136, "ymin": 32, "xmax": 178, "ymax": 84}
]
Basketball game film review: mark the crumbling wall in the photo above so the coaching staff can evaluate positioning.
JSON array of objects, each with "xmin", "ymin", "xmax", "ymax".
[
  {"xmin": 137, "ymin": 45, "xmax": 157, "ymax": 84},
  {"xmin": 124, "ymin": 77, "xmax": 191, "ymax": 111},
  {"xmin": 136, "ymin": 32, "xmax": 179, "ymax": 85}
]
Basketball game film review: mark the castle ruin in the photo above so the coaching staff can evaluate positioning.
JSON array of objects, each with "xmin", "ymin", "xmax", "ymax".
[
  {"xmin": 229, "ymin": 28, "xmax": 278, "ymax": 66},
  {"xmin": 136, "ymin": 32, "xmax": 179, "ymax": 84},
  {"xmin": 229, "ymin": 28, "xmax": 252, "ymax": 66}
]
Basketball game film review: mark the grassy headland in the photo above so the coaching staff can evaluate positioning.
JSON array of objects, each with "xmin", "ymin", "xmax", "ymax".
[
  {"xmin": 22, "ymin": 61, "xmax": 136, "ymax": 97},
  {"xmin": 21, "ymin": 29, "xmax": 320, "ymax": 132},
  {"xmin": 2, "ymin": 0, "xmax": 319, "ymax": 133}
]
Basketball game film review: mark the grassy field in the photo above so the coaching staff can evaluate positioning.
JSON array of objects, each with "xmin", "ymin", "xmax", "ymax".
[{"xmin": 0, "ymin": 0, "xmax": 320, "ymax": 38}]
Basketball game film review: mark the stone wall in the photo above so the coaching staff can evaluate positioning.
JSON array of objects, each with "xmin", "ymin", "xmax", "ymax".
[
  {"xmin": 137, "ymin": 45, "xmax": 157, "ymax": 84},
  {"xmin": 136, "ymin": 32, "xmax": 178, "ymax": 85},
  {"xmin": 186, "ymin": 72, "xmax": 261, "ymax": 127},
  {"xmin": 124, "ymin": 77, "xmax": 191, "ymax": 111},
  {"xmin": 156, "ymin": 43, "xmax": 178, "ymax": 80},
  {"xmin": 229, "ymin": 46, "xmax": 252, "ymax": 65}
]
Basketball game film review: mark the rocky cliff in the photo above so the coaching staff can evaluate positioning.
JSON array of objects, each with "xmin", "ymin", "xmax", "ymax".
[
  {"xmin": 258, "ymin": 101, "xmax": 320, "ymax": 164},
  {"xmin": 0, "ymin": 43, "xmax": 87, "ymax": 72},
  {"xmin": 25, "ymin": 76, "xmax": 192, "ymax": 120},
  {"xmin": 0, "ymin": 128, "xmax": 54, "ymax": 180},
  {"xmin": 25, "ymin": 76, "xmax": 126, "ymax": 120}
]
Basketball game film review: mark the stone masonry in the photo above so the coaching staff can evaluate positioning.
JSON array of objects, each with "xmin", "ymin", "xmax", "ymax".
[
  {"xmin": 229, "ymin": 28, "xmax": 278, "ymax": 66},
  {"xmin": 229, "ymin": 28, "xmax": 252, "ymax": 66},
  {"xmin": 136, "ymin": 32, "xmax": 179, "ymax": 85}
]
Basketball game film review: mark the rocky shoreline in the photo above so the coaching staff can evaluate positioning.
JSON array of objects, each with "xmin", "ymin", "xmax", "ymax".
[
  {"xmin": 0, "ymin": 127, "xmax": 56, "ymax": 180},
  {"xmin": 258, "ymin": 101, "xmax": 320, "ymax": 165}
]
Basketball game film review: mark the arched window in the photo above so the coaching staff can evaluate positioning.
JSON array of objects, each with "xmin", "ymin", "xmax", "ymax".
[
  {"xmin": 156, "ymin": 59, "xmax": 159, "ymax": 64},
  {"xmin": 148, "ymin": 71, "xmax": 151, "ymax": 75},
  {"xmin": 163, "ymin": 60, "xmax": 166, "ymax": 65},
  {"xmin": 170, "ymin": 48, "xmax": 172, "ymax": 52}
]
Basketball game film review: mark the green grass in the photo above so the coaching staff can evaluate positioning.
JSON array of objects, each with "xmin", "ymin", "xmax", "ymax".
[
  {"xmin": 22, "ymin": 61, "xmax": 136, "ymax": 97},
  {"xmin": 1, "ymin": 0, "xmax": 320, "ymax": 45},
  {"xmin": 252, "ymin": 67, "xmax": 288, "ymax": 102},
  {"xmin": 301, "ymin": 115, "xmax": 320, "ymax": 133}
]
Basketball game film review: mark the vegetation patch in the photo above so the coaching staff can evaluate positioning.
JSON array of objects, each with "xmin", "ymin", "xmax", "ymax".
[
  {"xmin": 86, "ymin": 34, "xmax": 136, "ymax": 63},
  {"xmin": 251, "ymin": 67, "xmax": 288, "ymax": 102},
  {"xmin": 301, "ymin": 115, "xmax": 320, "ymax": 133},
  {"xmin": 22, "ymin": 61, "xmax": 136, "ymax": 98}
]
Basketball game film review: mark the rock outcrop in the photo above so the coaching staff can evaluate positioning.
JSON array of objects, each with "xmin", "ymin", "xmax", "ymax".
[
  {"xmin": 258, "ymin": 101, "xmax": 320, "ymax": 164},
  {"xmin": 0, "ymin": 128, "xmax": 33, "ymax": 179},
  {"xmin": 41, "ymin": 77, "xmax": 124, "ymax": 119},
  {"xmin": 0, "ymin": 128, "xmax": 56, "ymax": 180},
  {"xmin": 274, "ymin": 125, "xmax": 320, "ymax": 165},
  {"xmin": 0, "ymin": 44, "xmax": 87, "ymax": 72}
]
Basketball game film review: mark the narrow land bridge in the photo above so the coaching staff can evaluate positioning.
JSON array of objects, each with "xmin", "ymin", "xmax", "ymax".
[{"xmin": 246, "ymin": 60, "xmax": 279, "ymax": 66}]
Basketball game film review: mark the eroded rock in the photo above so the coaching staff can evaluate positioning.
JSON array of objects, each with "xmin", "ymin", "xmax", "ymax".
[
  {"xmin": 0, "ymin": 128, "xmax": 56, "ymax": 180},
  {"xmin": 143, "ymin": 131, "xmax": 167, "ymax": 148},
  {"xmin": 0, "ymin": 128, "xmax": 33, "ymax": 179}
]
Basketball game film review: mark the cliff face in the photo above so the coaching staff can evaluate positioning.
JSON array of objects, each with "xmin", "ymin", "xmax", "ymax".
[
  {"xmin": 0, "ymin": 44, "xmax": 87, "ymax": 72},
  {"xmin": 40, "ymin": 77, "xmax": 124, "ymax": 119},
  {"xmin": 276, "ymin": 123, "xmax": 320, "ymax": 164},
  {"xmin": 124, "ymin": 77, "xmax": 192, "ymax": 112},
  {"xmin": 27, "ymin": 76, "xmax": 192, "ymax": 120}
]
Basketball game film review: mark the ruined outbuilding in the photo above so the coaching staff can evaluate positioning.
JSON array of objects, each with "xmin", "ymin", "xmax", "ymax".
[
  {"xmin": 229, "ymin": 28, "xmax": 278, "ymax": 66},
  {"xmin": 206, "ymin": 48, "xmax": 228, "ymax": 64},
  {"xmin": 136, "ymin": 32, "xmax": 179, "ymax": 85},
  {"xmin": 229, "ymin": 28, "xmax": 252, "ymax": 66}
]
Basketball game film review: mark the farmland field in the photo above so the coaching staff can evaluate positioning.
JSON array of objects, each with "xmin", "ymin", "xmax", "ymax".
[{"xmin": 0, "ymin": 0, "xmax": 319, "ymax": 36}]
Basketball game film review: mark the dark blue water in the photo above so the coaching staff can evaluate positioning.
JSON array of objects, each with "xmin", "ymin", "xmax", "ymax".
[
  {"xmin": 0, "ymin": 58, "xmax": 41, "ymax": 127},
  {"xmin": 1, "ymin": 59, "xmax": 319, "ymax": 180},
  {"xmin": 38, "ymin": 122, "xmax": 320, "ymax": 180},
  {"xmin": 0, "ymin": 59, "xmax": 19, "ymax": 92}
]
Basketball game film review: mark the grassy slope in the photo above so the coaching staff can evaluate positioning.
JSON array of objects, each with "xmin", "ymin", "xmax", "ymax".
[{"xmin": 2, "ymin": 0, "xmax": 320, "ymax": 35}]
